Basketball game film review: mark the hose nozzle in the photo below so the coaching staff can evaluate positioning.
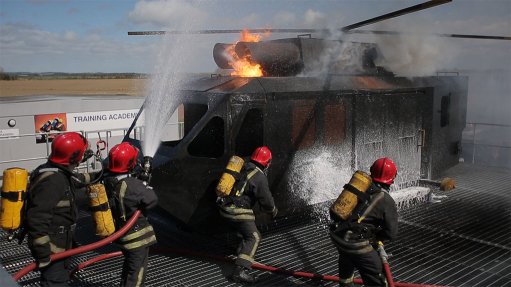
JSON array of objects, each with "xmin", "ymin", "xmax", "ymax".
[{"xmin": 139, "ymin": 156, "xmax": 153, "ymax": 183}]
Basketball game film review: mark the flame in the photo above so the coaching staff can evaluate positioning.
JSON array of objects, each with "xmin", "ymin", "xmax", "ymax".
[
  {"xmin": 240, "ymin": 29, "xmax": 262, "ymax": 42},
  {"xmin": 227, "ymin": 29, "xmax": 268, "ymax": 77}
]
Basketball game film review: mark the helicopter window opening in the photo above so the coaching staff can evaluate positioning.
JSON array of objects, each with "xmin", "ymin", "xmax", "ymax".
[
  {"xmin": 188, "ymin": 116, "xmax": 224, "ymax": 158},
  {"xmin": 184, "ymin": 104, "xmax": 208, "ymax": 136},
  {"xmin": 235, "ymin": 108, "xmax": 264, "ymax": 157},
  {"xmin": 325, "ymin": 103, "xmax": 346, "ymax": 145},
  {"xmin": 161, "ymin": 103, "xmax": 207, "ymax": 147},
  {"xmin": 291, "ymin": 103, "xmax": 316, "ymax": 150},
  {"xmin": 440, "ymin": 95, "xmax": 450, "ymax": 127}
]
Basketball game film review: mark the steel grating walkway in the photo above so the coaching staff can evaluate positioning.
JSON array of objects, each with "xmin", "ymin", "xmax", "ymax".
[{"xmin": 1, "ymin": 163, "xmax": 510, "ymax": 286}]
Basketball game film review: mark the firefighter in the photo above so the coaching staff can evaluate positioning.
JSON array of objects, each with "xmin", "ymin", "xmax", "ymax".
[
  {"xmin": 330, "ymin": 157, "xmax": 399, "ymax": 287},
  {"xmin": 25, "ymin": 132, "xmax": 95, "ymax": 286},
  {"xmin": 103, "ymin": 142, "xmax": 158, "ymax": 287},
  {"xmin": 217, "ymin": 146, "xmax": 278, "ymax": 284}
]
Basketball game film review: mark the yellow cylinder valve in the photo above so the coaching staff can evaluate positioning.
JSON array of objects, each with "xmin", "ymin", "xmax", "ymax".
[
  {"xmin": 330, "ymin": 170, "xmax": 373, "ymax": 221},
  {"xmin": 88, "ymin": 183, "xmax": 116, "ymax": 237},
  {"xmin": 216, "ymin": 156, "xmax": 244, "ymax": 197},
  {"xmin": 1, "ymin": 168, "xmax": 29, "ymax": 231}
]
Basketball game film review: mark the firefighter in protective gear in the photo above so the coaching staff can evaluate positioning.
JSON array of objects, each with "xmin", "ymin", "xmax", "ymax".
[
  {"xmin": 103, "ymin": 142, "xmax": 158, "ymax": 287},
  {"xmin": 25, "ymin": 132, "xmax": 96, "ymax": 286},
  {"xmin": 330, "ymin": 157, "xmax": 399, "ymax": 287},
  {"xmin": 218, "ymin": 146, "xmax": 278, "ymax": 284}
]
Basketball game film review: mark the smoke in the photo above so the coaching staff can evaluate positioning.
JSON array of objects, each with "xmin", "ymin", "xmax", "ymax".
[
  {"xmin": 367, "ymin": 23, "xmax": 456, "ymax": 77},
  {"xmin": 300, "ymin": 27, "xmax": 368, "ymax": 78}
]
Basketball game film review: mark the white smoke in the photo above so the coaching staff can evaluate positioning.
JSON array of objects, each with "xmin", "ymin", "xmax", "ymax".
[
  {"xmin": 299, "ymin": 24, "xmax": 380, "ymax": 78},
  {"xmin": 368, "ymin": 22, "xmax": 457, "ymax": 77}
]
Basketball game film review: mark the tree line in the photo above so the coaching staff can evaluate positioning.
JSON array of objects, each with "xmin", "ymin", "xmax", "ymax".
[{"xmin": 0, "ymin": 72, "xmax": 149, "ymax": 80}]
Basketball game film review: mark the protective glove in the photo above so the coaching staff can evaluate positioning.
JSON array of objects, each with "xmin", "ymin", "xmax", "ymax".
[{"xmin": 271, "ymin": 207, "xmax": 278, "ymax": 219}]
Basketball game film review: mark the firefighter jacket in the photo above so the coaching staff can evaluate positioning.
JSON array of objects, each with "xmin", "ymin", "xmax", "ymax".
[
  {"xmin": 218, "ymin": 161, "xmax": 277, "ymax": 221},
  {"xmin": 103, "ymin": 174, "xmax": 158, "ymax": 250},
  {"xmin": 26, "ymin": 161, "xmax": 92, "ymax": 266},
  {"xmin": 330, "ymin": 182, "xmax": 398, "ymax": 254}
]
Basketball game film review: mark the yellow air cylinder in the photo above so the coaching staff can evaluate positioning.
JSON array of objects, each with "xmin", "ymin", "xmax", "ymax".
[
  {"xmin": 216, "ymin": 156, "xmax": 245, "ymax": 197},
  {"xmin": 330, "ymin": 170, "xmax": 373, "ymax": 221},
  {"xmin": 1, "ymin": 168, "xmax": 29, "ymax": 231},
  {"xmin": 87, "ymin": 183, "xmax": 116, "ymax": 237}
]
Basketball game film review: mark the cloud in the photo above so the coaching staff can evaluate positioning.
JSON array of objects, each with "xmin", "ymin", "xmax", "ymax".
[
  {"xmin": 64, "ymin": 31, "xmax": 76, "ymax": 41},
  {"xmin": 304, "ymin": 9, "xmax": 327, "ymax": 28},
  {"xmin": 128, "ymin": 0, "xmax": 208, "ymax": 28},
  {"xmin": 272, "ymin": 11, "xmax": 297, "ymax": 27},
  {"xmin": 0, "ymin": 23, "xmax": 158, "ymax": 72}
]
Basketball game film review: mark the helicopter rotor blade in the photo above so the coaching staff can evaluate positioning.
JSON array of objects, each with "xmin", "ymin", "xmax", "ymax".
[
  {"xmin": 341, "ymin": 0, "xmax": 451, "ymax": 31},
  {"xmin": 128, "ymin": 29, "xmax": 320, "ymax": 35},
  {"xmin": 347, "ymin": 30, "xmax": 511, "ymax": 41},
  {"xmin": 126, "ymin": 0, "xmax": 511, "ymax": 41},
  {"xmin": 129, "ymin": 0, "xmax": 452, "ymax": 36}
]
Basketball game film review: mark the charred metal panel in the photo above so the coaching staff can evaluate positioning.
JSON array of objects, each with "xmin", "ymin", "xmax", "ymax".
[
  {"xmin": 354, "ymin": 90, "xmax": 431, "ymax": 189},
  {"xmin": 212, "ymin": 43, "xmax": 233, "ymax": 69},
  {"xmin": 413, "ymin": 76, "xmax": 469, "ymax": 179},
  {"xmin": 128, "ymin": 75, "xmax": 466, "ymax": 231},
  {"xmin": 180, "ymin": 75, "xmax": 234, "ymax": 92},
  {"xmin": 235, "ymin": 39, "xmax": 303, "ymax": 77},
  {"xmin": 214, "ymin": 38, "xmax": 381, "ymax": 77}
]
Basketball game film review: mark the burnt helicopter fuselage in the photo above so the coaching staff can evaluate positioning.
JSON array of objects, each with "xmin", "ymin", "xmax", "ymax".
[{"xmin": 126, "ymin": 38, "xmax": 468, "ymax": 232}]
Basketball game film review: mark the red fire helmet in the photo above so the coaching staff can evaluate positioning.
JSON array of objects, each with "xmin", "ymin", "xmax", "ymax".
[
  {"xmin": 108, "ymin": 142, "xmax": 139, "ymax": 173},
  {"xmin": 49, "ymin": 132, "xmax": 88, "ymax": 166},
  {"xmin": 251, "ymin": 146, "xmax": 272, "ymax": 167},
  {"xmin": 370, "ymin": 157, "xmax": 397, "ymax": 185}
]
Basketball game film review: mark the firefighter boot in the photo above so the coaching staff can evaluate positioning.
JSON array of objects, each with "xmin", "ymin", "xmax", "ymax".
[{"xmin": 231, "ymin": 265, "xmax": 258, "ymax": 284}]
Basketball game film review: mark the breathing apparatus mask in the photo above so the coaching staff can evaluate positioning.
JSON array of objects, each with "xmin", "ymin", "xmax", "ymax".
[{"xmin": 262, "ymin": 159, "xmax": 271, "ymax": 175}]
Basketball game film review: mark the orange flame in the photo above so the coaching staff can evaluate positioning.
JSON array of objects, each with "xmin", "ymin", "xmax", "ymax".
[{"xmin": 227, "ymin": 29, "xmax": 268, "ymax": 77}]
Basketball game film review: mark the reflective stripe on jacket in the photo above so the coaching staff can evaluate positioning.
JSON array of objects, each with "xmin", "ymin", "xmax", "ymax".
[{"xmin": 104, "ymin": 174, "xmax": 158, "ymax": 250}]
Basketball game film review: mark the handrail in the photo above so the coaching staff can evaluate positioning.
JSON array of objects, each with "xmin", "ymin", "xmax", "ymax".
[
  {"xmin": 463, "ymin": 122, "xmax": 511, "ymax": 164},
  {"xmin": 466, "ymin": 122, "xmax": 511, "ymax": 128}
]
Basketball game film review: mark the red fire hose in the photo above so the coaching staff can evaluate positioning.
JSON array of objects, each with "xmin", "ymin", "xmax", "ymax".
[
  {"xmin": 251, "ymin": 262, "xmax": 448, "ymax": 287},
  {"xmin": 74, "ymin": 246, "xmax": 449, "ymax": 287},
  {"xmin": 13, "ymin": 210, "xmax": 141, "ymax": 281},
  {"xmin": 378, "ymin": 241, "xmax": 395, "ymax": 287},
  {"xmin": 69, "ymin": 251, "xmax": 123, "ymax": 276}
]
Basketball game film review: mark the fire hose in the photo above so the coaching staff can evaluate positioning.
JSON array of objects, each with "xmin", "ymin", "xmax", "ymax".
[
  {"xmin": 378, "ymin": 241, "xmax": 395, "ymax": 287},
  {"xmin": 13, "ymin": 210, "xmax": 141, "ymax": 281},
  {"xmin": 71, "ymin": 246, "xmax": 451, "ymax": 287}
]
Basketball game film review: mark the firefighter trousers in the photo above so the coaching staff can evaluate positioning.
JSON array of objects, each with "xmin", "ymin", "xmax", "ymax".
[
  {"xmin": 338, "ymin": 248, "xmax": 387, "ymax": 287},
  {"xmin": 120, "ymin": 247, "xmax": 149, "ymax": 287},
  {"xmin": 39, "ymin": 258, "xmax": 70, "ymax": 287},
  {"xmin": 230, "ymin": 220, "xmax": 261, "ymax": 269}
]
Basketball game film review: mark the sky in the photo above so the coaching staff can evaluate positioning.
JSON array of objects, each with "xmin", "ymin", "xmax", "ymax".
[{"xmin": 0, "ymin": 0, "xmax": 510, "ymax": 123}]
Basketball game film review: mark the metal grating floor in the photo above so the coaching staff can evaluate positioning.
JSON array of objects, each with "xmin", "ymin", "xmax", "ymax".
[{"xmin": 1, "ymin": 163, "xmax": 510, "ymax": 286}]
